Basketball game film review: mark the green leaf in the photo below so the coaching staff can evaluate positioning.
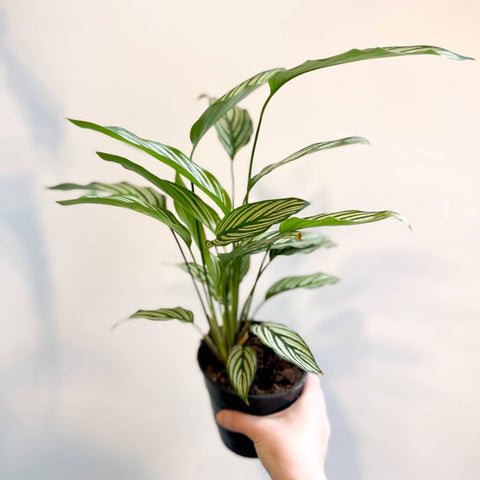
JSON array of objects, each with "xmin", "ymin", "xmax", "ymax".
[
  {"xmin": 178, "ymin": 262, "xmax": 218, "ymax": 298},
  {"xmin": 250, "ymin": 322, "xmax": 322, "ymax": 374},
  {"xmin": 96, "ymin": 152, "xmax": 220, "ymax": 232},
  {"xmin": 68, "ymin": 119, "xmax": 231, "ymax": 214},
  {"xmin": 190, "ymin": 68, "xmax": 284, "ymax": 150},
  {"xmin": 280, "ymin": 210, "xmax": 411, "ymax": 233},
  {"xmin": 201, "ymin": 95, "xmax": 253, "ymax": 160},
  {"xmin": 269, "ymin": 232, "xmax": 336, "ymax": 260},
  {"xmin": 265, "ymin": 272, "xmax": 339, "ymax": 300},
  {"xmin": 49, "ymin": 181, "xmax": 166, "ymax": 208},
  {"xmin": 129, "ymin": 307, "xmax": 194, "ymax": 323},
  {"xmin": 178, "ymin": 262, "xmax": 210, "ymax": 284},
  {"xmin": 54, "ymin": 188, "xmax": 192, "ymax": 246},
  {"xmin": 268, "ymin": 45, "xmax": 473, "ymax": 94},
  {"xmin": 219, "ymin": 231, "xmax": 301, "ymax": 264},
  {"xmin": 226, "ymin": 345, "xmax": 257, "ymax": 404},
  {"xmin": 208, "ymin": 198, "xmax": 309, "ymax": 247},
  {"xmin": 248, "ymin": 137, "xmax": 369, "ymax": 190}
]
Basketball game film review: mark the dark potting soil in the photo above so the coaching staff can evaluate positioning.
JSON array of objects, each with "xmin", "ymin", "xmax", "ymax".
[{"xmin": 200, "ymin": 336, "xmax": 304, "ymax": 395}]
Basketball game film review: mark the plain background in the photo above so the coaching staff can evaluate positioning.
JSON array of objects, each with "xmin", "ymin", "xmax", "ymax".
[{"xmin": 1, "ymin": 1, "xmax": 479, "ymax": 479}]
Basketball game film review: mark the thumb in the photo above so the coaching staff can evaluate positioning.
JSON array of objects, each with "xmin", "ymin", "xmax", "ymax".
[{"xmin": 216, "ymin": 409, "xmax": 263, "ymax": 438}]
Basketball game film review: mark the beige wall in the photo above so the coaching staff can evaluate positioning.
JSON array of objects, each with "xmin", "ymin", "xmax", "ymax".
[{"xmin": 1, "ymin": 1, "xmax": 479, "ymax": 479}]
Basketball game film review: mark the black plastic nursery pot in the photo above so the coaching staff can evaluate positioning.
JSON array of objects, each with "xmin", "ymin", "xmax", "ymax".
[{"xmin": 197, "ymin": 339, "xmax": 307, "ymax": 458}]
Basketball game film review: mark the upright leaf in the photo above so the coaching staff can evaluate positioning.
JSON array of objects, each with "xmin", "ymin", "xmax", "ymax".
[
  {"xmin": 68, "ymin": 119, "xmax": 231, "ymax": 213},
  {"xmin": 190, "ymin": 68, "xmax": 284, "ymax": 149},
  {"xmin": 265, "ymin": 272, "xmax": 339, "ymax": 300},
  {"xmin": 248, "ymin": 137, "xmax": 369, "ymax": 191},
  {"xmin": 250, "ymin": 322, "xmax": 322, "ymax": 374},
  {"xmin": 208, "ymin": 198, "xmax": 309, "ymax": 247},
  {"xmin": 202, "ymin": 95, "xmax": 254, "ymax": 160},
  {"xmin": 268, "ymin": 45, "xmax": 472, "ymax": 94},
  {"xmin": 280, "ymin": 209, "xmax": 411, "ymax": 233},
  {"xmin": 227, "ymin": 345, "xmax": 257, "ymax": 404}
]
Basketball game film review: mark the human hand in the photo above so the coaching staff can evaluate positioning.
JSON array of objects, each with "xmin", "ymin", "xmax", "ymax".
[{"xmin": 216, "ymin": 373, "xmax": 330, "ymax": 480}]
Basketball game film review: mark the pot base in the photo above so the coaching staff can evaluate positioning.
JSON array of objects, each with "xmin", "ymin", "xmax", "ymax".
[{"xmin": 198, "ymin": 339, "xmax": 307, "ymax": 457}]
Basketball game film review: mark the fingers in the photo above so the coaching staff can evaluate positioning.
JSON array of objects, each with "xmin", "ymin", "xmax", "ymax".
[{"xmin": 216, "ymin": 409, "xmax": 261, "ymax": 438}]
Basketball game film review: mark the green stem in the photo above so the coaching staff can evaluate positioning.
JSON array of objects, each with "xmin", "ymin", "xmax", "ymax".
[
  {"xmin": 240, "ymin": 251, "xmax": 270, "ymax": 321},
  {"xmin": 171, "ymin": 231, "xmax": 209, "ymax": 321},
  {"xmin": 230, "ymin": 159, "xmax": 235, "ymax": 209},
  {"xmin": 243, "ymin": 94, "xmax": 273, "ymax": 205}
]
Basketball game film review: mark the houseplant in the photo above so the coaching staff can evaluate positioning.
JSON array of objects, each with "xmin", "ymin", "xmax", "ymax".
[{"xmin": 51, "ymin": 45, "xmax": 471, "ymax": 456}]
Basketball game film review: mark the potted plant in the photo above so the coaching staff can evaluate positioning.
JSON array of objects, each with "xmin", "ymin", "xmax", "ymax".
[{"xmin": 50, "ymin": 45, "xmax": 470, "ymax": 457}]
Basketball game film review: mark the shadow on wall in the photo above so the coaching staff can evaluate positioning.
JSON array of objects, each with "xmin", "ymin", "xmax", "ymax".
[{"xmin": 0, "ymin": 12, "xmax": 62, "ymax": 154}]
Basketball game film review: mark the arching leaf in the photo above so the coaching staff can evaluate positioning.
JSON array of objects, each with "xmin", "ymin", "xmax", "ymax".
[
  {"xmin": 280, "ymin": 209, "xmax": 411, "ymax": 233},
  {"xmin": 269, "ymin": 232, "xmax": 336, "ymax": 260},
  {"xmin": 208, "ymin": 198, "xmax": 309, "ymax": 247},
  {"xmin": 268, "ymin": 45, "xmax": 472, "ymax": 94},
  {"xmin": 265, "ymin": 272, "xmax": 339, "ymax": 300},
  {"xmin": 129, "ymin": 307, "xmax": 194, "ymax": 323},
  {"xmin": 53, "ymin": 183, "xmax": 191, "ymax": 246},
  {"xmin": 248, "ymin": 137, "xmax": 369, "ymax": 191},
  {"xmin": 251, "ymin": 322, "xmax": 322, "ymax": 374},
  {"xmin": 68, "ymin": 119, "xmax": 231, "ymax": 213},
  {"xmin": 96, "ymin": 152, "xmax": 220, "ymax": 232},
  {"xmin": 190, "ymin": 68, "xmax": 284, "ymax": 150}
]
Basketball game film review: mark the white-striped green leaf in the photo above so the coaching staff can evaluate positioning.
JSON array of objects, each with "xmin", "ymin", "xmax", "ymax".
[
  {"xmin": 265, "ymin": 272, "xmax": 339, "ymax": 300},
  {"xmin": 129, "ymin": 307, "xmax": 194, "ymax": 323},
  {"xmin": 268, "ymin": 45, "xmax": 472, "ymax": 94},
  {"xmin": 50, "ymin": 181, "xmax": 166, "ymax": 208},
  {"xmin": 68, "ymin": 119, "xmax": 231, "ymax": 214},
  {"xmin": 250, "ymin": 322, "xmax": 322, "ymax": 374},
  {"xmin": 219, "ymin": 231, "xmax": 301, "ymax": 264},
  {"xmin": 208, "ymin": 198, "xmax": 309, "ymax": 247},
  {"xmin": 55, "ymin": 192, "xmax": 192, "ymax": 246},
  {"xmin": 202, "ymin": 95, "xmax": 253, "ymax": 160},
  {"xmin": 269, "ymin": 232, "xmax": 336, "ymax": 260},
  {"xmin": 248, "ymin": 137, "xmax": 369, "ymax": 191},
  {"xmin": 178, "ymin": 262, "xmax": 218, "ymax": 298},
  {"xmin": 227, "ymin": 345, "xmax": 257, "ymax": 404},
  {"xmin": 97, "ymin": 152, "xmax": 220, "ymax": 232},
  {"xmin": 280, "ymin": 210, "xmax": 411, "ymax": 233},
  {"xmin": 190, "ymin": 68, "xmax": 284, "ymax": 150}
]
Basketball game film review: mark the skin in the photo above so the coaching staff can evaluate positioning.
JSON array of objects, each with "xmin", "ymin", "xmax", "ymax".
[{"xmin": 216, "ymin": 373, "xmax": 330, "ymax": 480}]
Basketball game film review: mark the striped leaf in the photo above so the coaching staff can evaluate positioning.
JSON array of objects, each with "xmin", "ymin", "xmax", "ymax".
[
  {"xmin": 227, "ymin": 345, "xmax": 257, "ymax": 404},
  {"xmin": 208, "ymin": 198, "xmax": 309, "ymax": 247},
  {"xmin": 250, "ymin": 322, "xmax": 322, "ymax": 374},
  {"xmin": 178, "ymin": 262, "xmax": 210, "ymax": 284},
  {"xmin": 50, "ymin": 181, "xmax": 166, "ymax": 208},
  {"xmin": 248, "ymin": 137, "xmax": 369, "ymax": 191},
  {"xmin": 268, "ymin": 45, "xmax": 472, "ymax": 94},
  {"xmin": 97, "ymin": 152, "xmax": 220, "ymax": 232},
  {"xmin": 178, "ymin": 262, "xmax": 218, "ymax": 298},
  {"xmin": 265, "ymin": 272, "xmax": 339, "ymax": 300},
  {"xmin": 54, "ymin": 188, "xmax": 191, "ymax": 246},
  {"xmin": 219, "ymin": 231, "xmax": 301, "ymax": 264},
  {"xmin": 190, "ymin": 68, "xmax": 284, "ymax": 150},
  {"xmin": 202, "ymin": 95, "xmax": 253, "ymax": 160},
  {"xmin": 129, "ymin": 307, "xmax": 194, "ymax": 323},
  {"xmin": 68, "ymin": 119, "xmax": 231, "ymax": 214},
  {"xmin": 280, "ymin": 209, "xmax": 411, "ymax": 233},
  {"xmin": 269, "ymin": 232, "xmax": 336, "ymax": 260}
]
